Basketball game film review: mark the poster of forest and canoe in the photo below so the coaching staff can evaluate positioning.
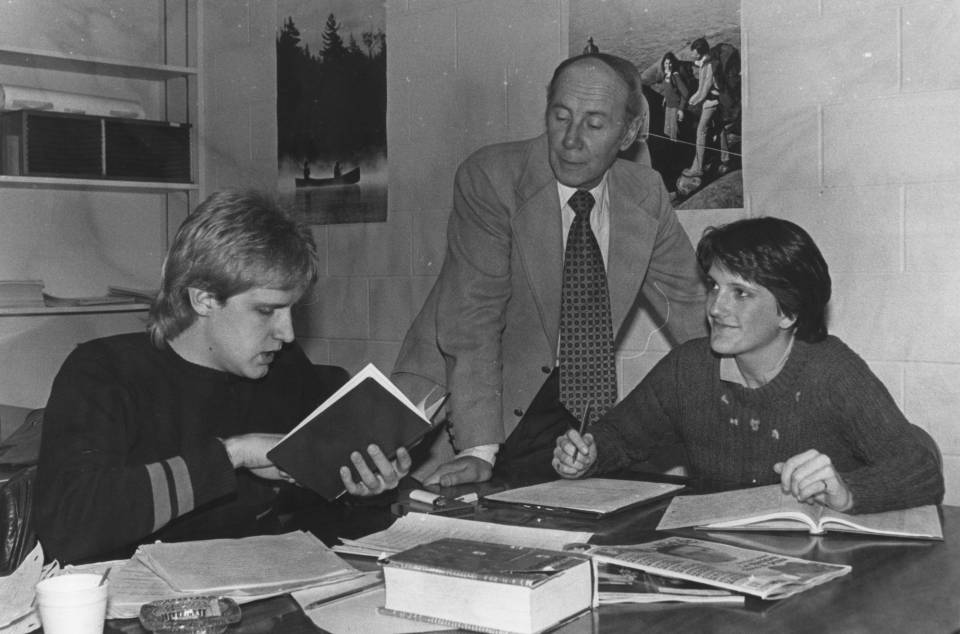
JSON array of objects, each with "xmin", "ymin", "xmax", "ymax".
[{"xmin": 277, "ymin": 0, "xmax": 387, "ymax": 224}]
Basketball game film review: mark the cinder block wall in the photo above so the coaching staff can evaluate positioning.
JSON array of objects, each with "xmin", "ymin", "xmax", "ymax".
[
  {"xmin": 740, "ymin": 0, "xmax": 960, "ymax": 504},
  {"xmin": 295, "ymin": 0, "xmax": 960, "ymax": 504}
]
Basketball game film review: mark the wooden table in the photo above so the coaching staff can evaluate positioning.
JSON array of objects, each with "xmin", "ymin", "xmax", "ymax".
[
  {"xmin": 95, "ymin": 486, "xmax": 960, "ymax": 634},
  {"xmin": 463, "ymin": 499, "xmax": 960, "ymax": 633}
]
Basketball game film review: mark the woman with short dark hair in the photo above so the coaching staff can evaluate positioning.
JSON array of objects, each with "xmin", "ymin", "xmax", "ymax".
[{"xmin": 554, "ymin": 217, "xmax": 944, "ymax": 515}]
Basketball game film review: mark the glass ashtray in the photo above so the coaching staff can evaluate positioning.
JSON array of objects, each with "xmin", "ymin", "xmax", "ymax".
[{"xmin": 139, "ymin": 596, "xmax": 241, "ymax": 634}]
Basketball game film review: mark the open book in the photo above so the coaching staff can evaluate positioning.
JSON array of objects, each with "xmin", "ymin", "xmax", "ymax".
[
  {"xmin": 483, "ymin": 478, "xmax": 684, "ymax": 518},
  {"xmin": 656, "ymin": 484, "xmax": 943, "ymax": 540},
  {"xmin": 267, "ymin": 363, "xmax": 440, "ymax": 500}
]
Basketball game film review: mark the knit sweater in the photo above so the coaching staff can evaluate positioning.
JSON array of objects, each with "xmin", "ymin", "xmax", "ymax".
[
  {"xmin": 591, "ymin": 336, "xmax": 944, "ymax": 514},
  {"xmin": 35, "ymin": 333, "xmax": 345, "ymax": 564}
]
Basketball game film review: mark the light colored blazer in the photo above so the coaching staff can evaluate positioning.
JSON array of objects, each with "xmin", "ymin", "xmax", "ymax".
[{"xmin": 393, "ymin": 134, "xmax": 706, "ymax": 464}]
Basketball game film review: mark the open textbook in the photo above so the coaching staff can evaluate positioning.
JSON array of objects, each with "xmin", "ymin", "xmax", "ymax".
[
  {"xmin": 578, "ymin": 536, "xmax": 850, "ymax": 600},
  {"xmin": 656, "ymin": 484, "xmax": 943, "ymax": 540},
  {"xmin": 482, "ymin": 478, "xmax": 685, "ymax": 517}
]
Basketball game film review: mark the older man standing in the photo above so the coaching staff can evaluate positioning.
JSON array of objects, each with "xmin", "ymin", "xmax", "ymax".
[{"xmin": 393, "ymin": 53, "xmax": 707, "ymax": 487}]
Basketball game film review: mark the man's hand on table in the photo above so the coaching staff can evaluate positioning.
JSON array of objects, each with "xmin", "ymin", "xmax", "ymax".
[{"xmin": 421, "ymin": 455, "xmax": 493, "ymax": 487}]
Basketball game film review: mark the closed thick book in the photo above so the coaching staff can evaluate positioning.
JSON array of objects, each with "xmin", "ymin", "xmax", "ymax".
[
  {"xmin": 656, "ymin": 484, "xmax": 943, "ymax": 540},
  {"xmin": 267, "ymin": 363, "xmax": 433, "ymax": 500},
  {"xmin": 483, "ymin": 478, "xmax": 684, "ymax": 518},
  {"xmin": 381, "ymin": 538, "xmax": 595, "ymax": 634}
]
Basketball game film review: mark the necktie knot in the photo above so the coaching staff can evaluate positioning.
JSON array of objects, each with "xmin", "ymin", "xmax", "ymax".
[{"xmin": 568, "ymin": 190, "xmax": 595, "ymax": 219}]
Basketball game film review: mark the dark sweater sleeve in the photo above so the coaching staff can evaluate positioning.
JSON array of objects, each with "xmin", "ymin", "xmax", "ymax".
[
  {"xmin": 590, "ymin": 350, "xmax": 685, "ymax": 474},
  {"xmin": 825, "ymin": 344, "xmax": 944, "ymax": 514},
  {"xmin": 35, "ymin": 346, "xmax": 236, "ymax": 564}
]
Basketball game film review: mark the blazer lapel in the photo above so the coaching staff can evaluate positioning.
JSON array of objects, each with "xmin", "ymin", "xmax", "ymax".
[
  {"xmin": 512, "ymin": 135, "xmax": 564, "ymax": 349},
  {"xmin": 606, "ymin": 165, "xmax": 660, "ymax": 335}
]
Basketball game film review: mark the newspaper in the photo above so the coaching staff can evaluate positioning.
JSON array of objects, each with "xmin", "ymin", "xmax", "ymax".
[{"xmin": 579, "ymin": 536, "xmax": 850, "ymax": 600}]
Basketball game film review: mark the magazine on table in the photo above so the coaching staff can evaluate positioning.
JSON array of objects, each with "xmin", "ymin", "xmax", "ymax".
[{"xmin": 577, "ymin": 536, "xmax": 850, "ymax": 600}]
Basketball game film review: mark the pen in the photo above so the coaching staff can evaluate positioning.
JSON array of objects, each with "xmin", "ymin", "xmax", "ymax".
[{"xmin": 571, "ymin": 400, "xmax": 593, "ymax": 463}]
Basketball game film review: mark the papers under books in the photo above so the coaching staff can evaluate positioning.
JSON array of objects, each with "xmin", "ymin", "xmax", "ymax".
[
  {"xmin": 579, "ymin": 536, "xmax": 850, "ymax": 600},
  {"xmin": 381, "ymin": 538, "xmax": 594, "ymax": 634},
  {"xmin": 136, "ymin": 531, "xmax": 360, "ymax": 594},
  {"xmin": 92, "ymin": 532, "xmax": 367, "ymax": 619},
  {"xmin": 483, "ymin": 478, "xmax": 685, "ymax": 517},
  {"xmin": 333, "ymin": 512, "xmax": 593, "ymax": 558},
  {"xmin": 656, "ymin": 484, "xmax": 943, "ymax": 540},
  {"xmin": 268, "ymin": 363, "xmax": 434, "ymax": 500},
  {"xmin": 301, "ymin": 586, "xmax": 444, "ymax": 634}
]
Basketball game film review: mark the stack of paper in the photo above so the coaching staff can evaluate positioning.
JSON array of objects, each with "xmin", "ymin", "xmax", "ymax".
[
  {"xmin": 334, "ymin": 512, "xmax": 593, "ymax": 558},
  {"xmin": 137, "ymin": 531, "xmax": 359, "ymax": 594},
  {"xmin": 98, "ymin": 531, "xmax": 367, "ymax": 619},
  {"xmin": 0, "ymin": 543, "xmax": 49, "ymax": 634}
]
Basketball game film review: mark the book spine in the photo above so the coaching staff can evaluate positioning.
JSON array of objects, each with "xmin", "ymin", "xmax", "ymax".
[{"xmin": 384, "ymin": 561, "xmax": 541, "ymax": 587}]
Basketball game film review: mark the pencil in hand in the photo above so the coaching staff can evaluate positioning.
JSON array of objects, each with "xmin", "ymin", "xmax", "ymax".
[{"xmin": 571, "ymin": 400, "xmax": 593, "ymax": 463}]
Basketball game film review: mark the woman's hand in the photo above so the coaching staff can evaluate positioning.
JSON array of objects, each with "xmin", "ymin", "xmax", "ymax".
[
  {"xmin": 774, "ymin": 449, "xmax": 853, "ymax": 512},
  {"xmin": 552, "ymin": 429, "xmax": 597, "ymax": 479}
]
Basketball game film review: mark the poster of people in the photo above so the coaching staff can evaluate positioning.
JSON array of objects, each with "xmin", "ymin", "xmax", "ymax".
[
  {"xmin": 277, "ymin": 0, "xmax": 387, "ymax": 223},
  {"xmin": 570, "ymin": 0, "xmax": 742, "ymax": 209}
]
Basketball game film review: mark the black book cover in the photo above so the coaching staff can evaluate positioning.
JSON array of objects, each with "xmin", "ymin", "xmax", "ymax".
[
  {"xmin": 384, "ymin": 538, "xmax": 589, "ymax": 585},
  {"xmin": 267, "ymin": 367, "xmax": 432, "ymax": 500}
]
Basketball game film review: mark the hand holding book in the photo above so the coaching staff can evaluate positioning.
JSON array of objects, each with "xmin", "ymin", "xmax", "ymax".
[
  {"xmin": 340, "ymin": 444, "xmax": 411, "ymax": 496},
  {"xmin": 267, "ymin": 363, "xmax": 437, "ymax": 500},
  {"xmin": 223, "ymin": 433, "xmax": 409, "ymax": 497}
]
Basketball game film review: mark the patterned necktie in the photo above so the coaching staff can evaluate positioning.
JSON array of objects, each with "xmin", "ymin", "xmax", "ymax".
[{"xmin": 559, "ymin": 189, "xmax": 617, "ymax": 427}]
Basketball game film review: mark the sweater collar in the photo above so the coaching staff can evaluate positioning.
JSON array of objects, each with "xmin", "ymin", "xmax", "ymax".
[{"xmin": 720, "ymin": 334, "xmax": 796, "ymax": 388}]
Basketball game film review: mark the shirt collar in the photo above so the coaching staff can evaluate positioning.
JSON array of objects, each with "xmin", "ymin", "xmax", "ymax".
[{"xmin": 557, "ymin": 174, "xmax": 608, "ymax": 211}]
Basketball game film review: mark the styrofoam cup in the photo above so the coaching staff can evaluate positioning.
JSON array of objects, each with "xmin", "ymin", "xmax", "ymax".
[{"xmin": 35, "ymin": 573, "xmax": 108, "ymax": 634}]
